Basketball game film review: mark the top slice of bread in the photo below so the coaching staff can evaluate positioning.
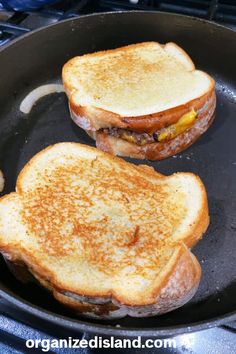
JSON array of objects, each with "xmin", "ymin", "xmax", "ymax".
[
  {"xmin": 62, "ymin": 42, "xmax": 214, "ymax": 117},
  {"xmin": 0, "ymin": 143, "xmax": 209, "ymax": 307}
]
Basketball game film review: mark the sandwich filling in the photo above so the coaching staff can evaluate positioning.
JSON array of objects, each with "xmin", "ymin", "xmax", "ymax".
[{"xmin": 102, "ymin": 110, "xmax": 197, "ymax": 146}]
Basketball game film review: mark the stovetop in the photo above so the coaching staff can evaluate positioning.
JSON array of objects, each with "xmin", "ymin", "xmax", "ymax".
[
  {"xmin": 0, "ymin": 0, "xmax": 236, "ymax": 47},
  {"xmin": 0, "ymin": 0, "xmax": 235, "ymax": 353}
]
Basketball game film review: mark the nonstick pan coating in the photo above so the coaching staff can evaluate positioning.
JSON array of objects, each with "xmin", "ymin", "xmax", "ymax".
[{"xmin": 0, "ymin": 12, "xmax": 235, "ymax": 336}]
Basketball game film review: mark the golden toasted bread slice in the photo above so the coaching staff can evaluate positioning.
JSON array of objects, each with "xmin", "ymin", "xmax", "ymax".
[
  {"xmin": 0, "ymin": 143, "xmax": 209, "ymax": 318},
  {"xmin": 62, "ymin": 41, "xmax": 214, "ymax": 120}
]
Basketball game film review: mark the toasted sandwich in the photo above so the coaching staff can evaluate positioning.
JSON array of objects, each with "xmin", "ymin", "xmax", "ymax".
[
  {"xmin": 0, "ymin": 143, "xmax": 209, "ymax": 318},
  {"xmin": 62, "ymin": 42, "xmax": 216, "ymax": 160}
]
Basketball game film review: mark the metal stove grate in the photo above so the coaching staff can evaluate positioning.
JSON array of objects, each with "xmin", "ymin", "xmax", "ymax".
[
  {"xmin": 100, "ymin": 0, "xmax": 236, "ymax": 25},
  {"xmin": 0, "ymin": 0, "xmax": 236, "ymax": 46}
]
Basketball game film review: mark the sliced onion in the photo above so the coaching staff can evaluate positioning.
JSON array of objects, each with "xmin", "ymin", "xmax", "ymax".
[
  {"xmin": 20, "ymin": 84, "xmax": 65, "ymax": 114},
  {"xmin": 0, "ymin": 170, "xmax": 4, "ymax": 192}
]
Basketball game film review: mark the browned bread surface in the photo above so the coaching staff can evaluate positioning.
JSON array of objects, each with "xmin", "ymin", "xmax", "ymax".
[{"xmin": 62, "ymin": 42, "xmax": 214, "ymax": 120}]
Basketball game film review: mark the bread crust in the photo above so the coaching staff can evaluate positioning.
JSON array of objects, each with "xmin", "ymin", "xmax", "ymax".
[
  {"xmin": 69, "ymin": 88, "xmax": 215, "ymax": 133},
  {"xmin": 87, "ymin": 91, "xmax": 216, "ymax": 160},
  {"xmin": 53, "ymin": 244, "xmax": 201, "ymax": 319},
  {"xmin": 2, "ymin": 243, "xmax": 201, "ymax": 319},
  {"xmin": 163, "ymin": 42, "xmax": 195, "ymax": 71}
]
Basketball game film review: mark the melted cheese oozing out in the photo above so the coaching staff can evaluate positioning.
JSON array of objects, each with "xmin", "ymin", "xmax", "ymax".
[{"xmin": 158, "ymin": 109, "xmax": 197, "ymax": 142}]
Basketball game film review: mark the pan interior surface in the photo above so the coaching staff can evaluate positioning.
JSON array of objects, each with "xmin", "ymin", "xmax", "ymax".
[{"xmin": 0, "ymin": 12, "xmax": 235, "ymax": 334}]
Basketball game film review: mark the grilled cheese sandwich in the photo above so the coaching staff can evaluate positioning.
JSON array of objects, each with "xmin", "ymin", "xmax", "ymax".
[
  {"xmin": 63, "ymin": 42, "xmax": 216, "ymax": 160},
  {"xmin": 0, "ymin": 143, "xmax": 209, "ymax": 318}
]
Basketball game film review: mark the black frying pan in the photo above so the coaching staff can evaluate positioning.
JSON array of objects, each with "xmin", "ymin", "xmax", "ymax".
[{"xmin": 0, "ymin": 11, "xmax": 235, "ymax": 337}]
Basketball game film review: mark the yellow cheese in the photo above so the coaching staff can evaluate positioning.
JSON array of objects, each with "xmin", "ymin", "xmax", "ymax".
[
  {"xmin": 158, "ymin": 109, "xmax": 197, "ymax": 142},
  {"xmin": 122, "ymin": 133, "xmax": 136, "ymax": 144}
]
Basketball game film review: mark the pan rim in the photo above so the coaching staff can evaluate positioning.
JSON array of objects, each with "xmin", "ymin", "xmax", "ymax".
[
  {"xmin": 0, "ymin": 10, "xmax": 235, "ymax": 57},
  {"xmin": 0, "ymin": 286, "xmax": 235, "ymax": 336},
  {"xmin": 0, "ymin": 10, "xmax": 235, "ymax": 336}
]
